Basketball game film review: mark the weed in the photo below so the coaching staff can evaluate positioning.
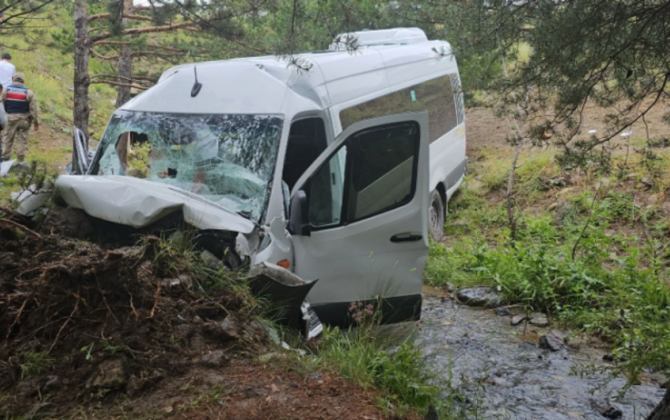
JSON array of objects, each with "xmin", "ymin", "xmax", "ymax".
[{"xmin": 20, "ymin": 351, "xmax": 53, "ymax": 379}]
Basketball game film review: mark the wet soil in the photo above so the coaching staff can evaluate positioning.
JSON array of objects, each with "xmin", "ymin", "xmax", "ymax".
[
  {"xmin": 418, "ymin": 296, "xmax": 665, "ymax": 420},
  {"xmin": 0, "ymin": 209, "xmax": 410, "ymax": 420}
]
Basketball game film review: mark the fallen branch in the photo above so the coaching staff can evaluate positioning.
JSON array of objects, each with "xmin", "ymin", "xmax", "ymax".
[
  {"xmin": 49, "ymin": 296, "xmax": 80, "ymax": 353},
  {"xmin": 150, "ymin": 280, "xmax": 161, "ymax": 318},
  {"xmin": 572, "ymin": 183, "xmax": 604, "ymax": 261},
  {"xmin": 0, "ymin": 219, "xmax": 43, "ymax": 239}
]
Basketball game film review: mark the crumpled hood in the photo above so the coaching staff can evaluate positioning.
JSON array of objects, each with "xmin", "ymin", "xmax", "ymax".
[{"xmin": 55, "ymin": 175, "xmax": 255, "ymax": 234}]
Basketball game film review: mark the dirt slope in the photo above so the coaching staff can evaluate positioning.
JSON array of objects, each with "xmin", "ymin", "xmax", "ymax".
[{"xmin": 0, "ymin": 207, "xmax": 413, "ymax": 420}]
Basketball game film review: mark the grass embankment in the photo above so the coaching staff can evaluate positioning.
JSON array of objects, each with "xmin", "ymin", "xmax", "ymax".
[{"xmin": 427, "ymin": 122, "xmax": 670, "ymax": 379}]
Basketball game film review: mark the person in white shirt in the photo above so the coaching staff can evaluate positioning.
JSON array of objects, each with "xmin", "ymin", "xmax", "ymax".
[{"xmin": 0, "ymin": 53, "xmax": 16, "ymax": 91}]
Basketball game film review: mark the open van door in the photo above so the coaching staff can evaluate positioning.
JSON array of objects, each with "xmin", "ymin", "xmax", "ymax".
[{"xmin": 289, "ymin": 112, "xmax": 430, "ymax": 326}]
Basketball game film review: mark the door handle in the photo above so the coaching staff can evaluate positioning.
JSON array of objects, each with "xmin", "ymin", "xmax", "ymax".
[{"xmin": 390, "ymin": 233, "xmax": 423, "ymax": 243}]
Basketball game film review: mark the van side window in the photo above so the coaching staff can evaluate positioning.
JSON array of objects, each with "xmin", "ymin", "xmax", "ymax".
[
  {"xmin": 283, "ymin": 118, "xmax": 328, "ymax": 191},
  {"xmin": 306, "ymin": 122, "xmax": 419, "ymax": 228},
  {"xmin": 340, "ymin": 74, "xmax": 458, "ymax": 142},
  {"xmin": 346, "ymin": 123, "xmax": 418, "ymax": 221}
]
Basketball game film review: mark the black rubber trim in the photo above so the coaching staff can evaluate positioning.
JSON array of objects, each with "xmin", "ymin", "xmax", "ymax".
[
  {"xmin": 446, "ymin": 157, "xmax": 468, "ymax": 189},
  {"xmin": 311, "ymin": 294, "xmax": 422, "ymax": 328},
  {"xmin": 390, "ymin": 234, "xmax": 423, "ymax": 243}
]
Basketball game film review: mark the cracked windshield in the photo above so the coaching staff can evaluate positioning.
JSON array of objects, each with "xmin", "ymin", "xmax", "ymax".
[{"xmin": 93, "ymin": 111, "xmax": 283, "ymax": 221}]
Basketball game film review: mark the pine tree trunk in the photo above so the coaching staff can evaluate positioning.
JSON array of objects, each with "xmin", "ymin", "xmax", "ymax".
[
  {"xmin": 115, "ymin": 0, "xmax": 133, "ymax": 107},
  {"xmin": 73, "ymin": 0, "xmax": 90, "ymax": 139},
  {"xmin": 647, "ymin": 387, "xmax": 670, "ymax": 420}
]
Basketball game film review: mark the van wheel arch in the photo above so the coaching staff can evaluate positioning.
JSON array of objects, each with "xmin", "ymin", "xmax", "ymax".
[{"xmin": 429, "ymin": 185, "xmax": 447, "ymax": 242}]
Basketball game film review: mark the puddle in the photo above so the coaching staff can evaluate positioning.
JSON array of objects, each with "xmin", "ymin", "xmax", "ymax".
[{"xmin": 417, "ymin": 297, "xmax": 665, "ymax": 419}]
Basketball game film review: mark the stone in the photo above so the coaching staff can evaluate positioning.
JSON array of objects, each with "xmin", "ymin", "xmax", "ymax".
[
  {"xmin": 220, "ymin": 317, "xmax": 240, "ymax": 339},
  {"xmin": 495, "ymin": 307, "xmax": 513, "ymax": 317},
  {"xmin": 511, "ymin": 315, "xmax": 527, "ymax": 326},
  {"xmin": 203, "ymin": 317, "xmax": 240, "ymax": 341},
  {"xmin": 443, "ymin": 282, "xmax": 456, "ymax": 293},
  {"xmin": 161, "ymin": 274, "xmax": 191, "ymax": 289},
  {"xmin": 201, "ymin": 250, "xmax": 224, "ymax": 271},
  {"xmin": 640, "ymin": 177, "xmax": 653, "ymax": 188},
  {"xmin": 42, "ymin": 376, "xmax": 60, "ymax": 393},
  {"xmin": 456, "ymin": 287, "xmax": 503, "ymax": 308},
  {"xmin": 539, "ymin": 330, "xmax": 566, "ymax": 352},
  {"xmin": 648, "ymin": 194, "xmax": 659, "ymax": 205},
  {"xmin": 88, "ymin": 358, "xmax": 128, "ymax": 390},
  {"xmin": 601, "ymin": 406, "xmax": 623, "ymax": 419},
  {"xmin": 451, "ymin": 220, "xmax": 468, "ymax": 228},
  {"xmin": 200, "ymin": 350, "xmax": 228, "ymax": 368},
  {"xmin": 529, "ymin": 313, "xmax": 550, "ymax": 327},
  {"xmin": 127, "ymin": 370, "xmax": 164, "ymax": 397}
]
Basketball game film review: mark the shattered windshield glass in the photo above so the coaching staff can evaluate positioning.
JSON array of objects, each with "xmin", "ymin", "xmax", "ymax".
[{"xmin": 92, "ymin": 111, "xmax": 284, "ymax": 222}]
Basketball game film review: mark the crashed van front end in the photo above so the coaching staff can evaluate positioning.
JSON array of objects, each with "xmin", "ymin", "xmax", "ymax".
[{"xmin": 55, "ymin": 108, "xmax": 322, "ymax": 337}]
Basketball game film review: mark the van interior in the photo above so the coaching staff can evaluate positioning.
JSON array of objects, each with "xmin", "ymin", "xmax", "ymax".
[{"xmin": 282, "ymin": 117, "xmax": 328, "ymax": 191}]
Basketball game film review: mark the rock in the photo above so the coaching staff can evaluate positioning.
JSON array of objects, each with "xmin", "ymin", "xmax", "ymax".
[
  {"xmin": 456, "ymin": 287, "xmax": 503, "ymax": 308},
  {"xmin": 203, "ymin": 316, "xmax": 240, "ymax": 341},
  {"xmin": 88, "ymin": 358, "xmax": 128, "ymax": 390},
  {"xmin": 602, "ymin": 354, "xmax": 616, "ymax": 363},
  {"xmin": 451, "ymin": 220, "xmax": 468, "ymax": 228},
  {"xmin": 648, "ymin": 194, "xmax": 659, "ymax": 205},
  {"xmin": 601, "ymin": 406, "xmax": 623, "ymax": 419},
  {"xmin": 539, "ymin": 330, "xmax": 566, "ymax": 352},
  {"xmin": 9, "ymin": 161, "xmax": 30, "ymax": 175},
  {"xmin": 161, "ymin": 274, "xmax": 192, "ymax": 289},
  {"xmin": 424, "ymin": 405, "xmax": 439, "ymax": 420},
  {"xmin": 127, "ymin": 370, "xmax": 164, "ymax": 397},
  {"xmin": 42, "ymin": 376, "xmax": 60, "ymax": 393},
  {"xmin": 443, "ymin": 282, "xmax": 456, "ymax": 293},
  {"xmin": 201, "ymin": 250, "xmax": 224, "ymax": 271},
  {"xmin": 511, "ymin": 315, "xmax": 527, "ymax": 326},
  {"xmin": 495, "ymin": 307, "xmax": 512, "ymax": 317},
  {"xmin": 200, "ymin": 350, "xmax": 228, "ymax": 368},
  {"xmin": 529, "ymin": 313, "xmax": 550, "ymax": 327},
  {"xmin": 220, "ymin": 317, "xmax": 240, "ymax": 339},
  {"xmin": 640, "ymin": 177, "xmax": 653, "ymax": 189}
]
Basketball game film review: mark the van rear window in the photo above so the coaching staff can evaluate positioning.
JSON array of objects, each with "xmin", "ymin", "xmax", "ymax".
[{"xmin": 339, "ymin": 74, "xmax": 460, "ymax": 142}]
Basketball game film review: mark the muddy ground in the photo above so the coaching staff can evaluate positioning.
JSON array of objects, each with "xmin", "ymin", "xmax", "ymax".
[{"xmin": 0, "ymin": 207, "xmax": 411, "ymax": 420}]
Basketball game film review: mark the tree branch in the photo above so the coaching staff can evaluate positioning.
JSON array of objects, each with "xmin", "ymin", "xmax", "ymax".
[
  {"xmin": 89, "ymin": 22, "xmax": 198, "ymax": 44},
  {"xmin": 90, "ymin": 80, "xmax": 147, "ymax": 90},
  {"xmin": 88, "ymin": 13, "xmax": 153, "ymax": 23}
]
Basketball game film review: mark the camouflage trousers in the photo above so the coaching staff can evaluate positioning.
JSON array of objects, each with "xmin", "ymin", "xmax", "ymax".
[{"xmin": 1, "ymin": 114, "xmax": 32, "ymax": 162}]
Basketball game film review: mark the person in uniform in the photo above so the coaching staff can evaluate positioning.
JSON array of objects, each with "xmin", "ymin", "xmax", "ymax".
[{"xmin": 1, "ymin": 72, "xmax": 39, "ymax": 162}]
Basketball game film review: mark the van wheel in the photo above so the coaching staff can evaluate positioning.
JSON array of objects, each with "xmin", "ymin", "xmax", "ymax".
[{"xmin": 429, "ymin": 190, "xmax": 445, "ymax": 242}]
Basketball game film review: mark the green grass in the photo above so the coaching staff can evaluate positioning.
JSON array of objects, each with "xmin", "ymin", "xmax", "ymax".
[
  {"xmin": 20, "ymin": 351, "xmax": 53, "ymax": 379},
  {"xmin": 429, "ymin": 177, "xmax": 670, "ymax": 382}
]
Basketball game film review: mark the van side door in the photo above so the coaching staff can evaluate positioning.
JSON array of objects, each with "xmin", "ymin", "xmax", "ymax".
[{"xmin": 288, "ymin": 112, "xmax": 430, "ymax": 326}]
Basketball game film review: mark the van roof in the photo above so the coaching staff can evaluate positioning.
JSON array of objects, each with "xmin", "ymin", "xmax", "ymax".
[{"xmin": 122, "ymin": 28, "xmax": 456, "ymax": 115}]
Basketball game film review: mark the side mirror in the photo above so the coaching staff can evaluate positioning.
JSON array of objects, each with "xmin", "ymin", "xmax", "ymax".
[{"xmin": 288, "ymin": 190, "xmax": 311, "ymax": 237}]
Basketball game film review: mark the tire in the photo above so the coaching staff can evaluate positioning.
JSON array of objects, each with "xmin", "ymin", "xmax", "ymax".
[{"xmin": 429, "ymin": 190, "xmax": 445, "ymax": 242}]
